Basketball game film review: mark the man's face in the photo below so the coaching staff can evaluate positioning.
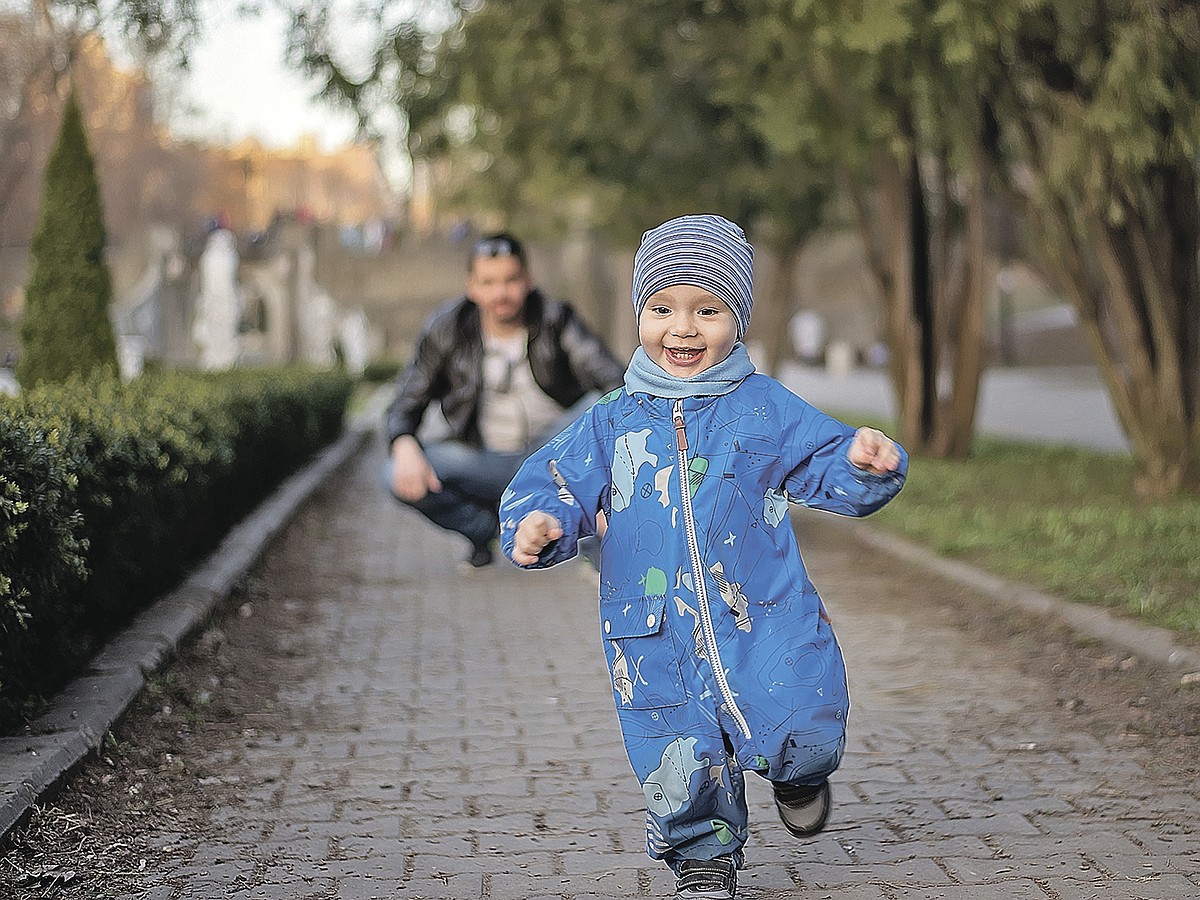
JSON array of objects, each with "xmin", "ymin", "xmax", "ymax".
[{"xmin": 467, "ymin": 254, "xmax": 531, "ymax": 328}]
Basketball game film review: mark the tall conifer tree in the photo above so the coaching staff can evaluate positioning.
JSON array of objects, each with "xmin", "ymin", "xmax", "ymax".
[{"xmin": 17, "ymin": 90, "xmax": 118, "ymax": 388}]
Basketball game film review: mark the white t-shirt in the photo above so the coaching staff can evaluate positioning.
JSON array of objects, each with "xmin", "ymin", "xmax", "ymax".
[{"xmin": 479, "ymin": 331, "xmax": 563, "ymax": 452}]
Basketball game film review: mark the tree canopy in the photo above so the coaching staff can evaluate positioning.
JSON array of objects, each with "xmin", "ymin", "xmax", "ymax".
[
  {"xmin": 282, "ymin": 1, "xmax": 1200, "ymax": 493},
  {"xmin": 23, "ymin": 0, "xmax": 1195, "ymax": 493}
]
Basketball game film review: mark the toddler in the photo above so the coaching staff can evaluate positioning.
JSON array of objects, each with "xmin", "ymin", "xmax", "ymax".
[{"xmin": 500, "ymin": 214, "xmax": 907, "ymax": 899}]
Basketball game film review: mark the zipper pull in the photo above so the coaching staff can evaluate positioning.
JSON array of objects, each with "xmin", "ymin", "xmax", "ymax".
[{"xmin": 673, "ymin": 412, "xmax": 688, "ymax": 452}]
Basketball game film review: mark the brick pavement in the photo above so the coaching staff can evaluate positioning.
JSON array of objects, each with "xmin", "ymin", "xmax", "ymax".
[{"xmin": 53, "ymin": 443, "xmax": 1200, "ymax": 899}]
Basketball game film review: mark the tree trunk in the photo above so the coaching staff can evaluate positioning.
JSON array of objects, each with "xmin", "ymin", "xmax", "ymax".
[
  {"xmin": 1021, "ymin": 162, "xmax": 1200, "ymax": 498},
  {"xmin": 908, "ymin": 152, "xmax": 936, "ymax": 444},
  {"xmin": 756, "ymin": 238, "xmax": 803, "ymax": 377},
  {"xmin": 930, "ymin": 140, "xmax": 988, "ymax": 458},
  {"xmin": 988, "ymin": 32, "xmax": 1200, "ymax": 498},
  {"xmin": 846, "ymin": 153, "xmax": 924, "ymax": 447},
  {"xmin": 853, "ymin": 149, "xmax": 931, "ymax": 451},
  {"xmin": 845, "ymin": 141, "xmax": 989, "ymax": 458}
]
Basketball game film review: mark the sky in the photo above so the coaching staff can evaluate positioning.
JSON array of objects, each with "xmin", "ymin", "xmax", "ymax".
[{"xmin": 166, "ymin": 3, "xmax": 360, "ymax": 153}]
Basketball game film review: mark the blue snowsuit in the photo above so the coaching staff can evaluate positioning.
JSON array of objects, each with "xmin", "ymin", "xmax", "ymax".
[{"xmin": 500, "ymin": 374, "xmax": 907, "ymax": 867}]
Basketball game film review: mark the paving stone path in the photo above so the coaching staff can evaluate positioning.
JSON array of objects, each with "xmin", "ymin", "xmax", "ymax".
[{"xmin": 34, "ymin": 445, "xmax": 1200, "ymax": 899}]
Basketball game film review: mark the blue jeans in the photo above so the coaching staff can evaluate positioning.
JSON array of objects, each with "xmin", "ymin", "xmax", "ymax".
[
  {"xmin": 383, "ymin": 395, "xmax": 600, "ymax": 552},
  {"xmin": 382, "ymin": 440, "xmax": 527, "ymax": 548}
]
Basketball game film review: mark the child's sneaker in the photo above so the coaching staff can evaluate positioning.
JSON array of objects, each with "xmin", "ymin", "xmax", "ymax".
[
  {"xmin": 773, "ymin": 779, "xmax": 831, "ymax": 838},
  {"xmin": 674, "ymin": 856, "xmax": 737, "ymax": 899}
]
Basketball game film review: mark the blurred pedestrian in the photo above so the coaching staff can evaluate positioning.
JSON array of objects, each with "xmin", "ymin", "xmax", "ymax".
[
  {"xmin": 500, "ymin": 215, "xmax": 907, "ymax": 899},
  {"xmin": 383, "ymin": 232, "xmax": 624, "ymax": 567}
]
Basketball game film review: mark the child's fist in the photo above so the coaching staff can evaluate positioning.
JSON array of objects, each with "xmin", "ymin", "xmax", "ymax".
[
  {"xmin": 513, "ymin": 511, "xmax": 564, "ymax": 565},
  {"xmin": 848, "ymin": 427, "xmax": 901, "ymax": 474}
]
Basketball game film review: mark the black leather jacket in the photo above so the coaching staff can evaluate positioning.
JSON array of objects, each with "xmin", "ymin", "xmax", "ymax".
[{"xmin": 385, "ymin": 290, "xmax": 626, "ymax": 448}]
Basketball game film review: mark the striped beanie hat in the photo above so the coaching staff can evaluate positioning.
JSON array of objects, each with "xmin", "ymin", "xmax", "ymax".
[{"xmin": 631, "ymin": 214, "xmax": 755, "ymax": 339}]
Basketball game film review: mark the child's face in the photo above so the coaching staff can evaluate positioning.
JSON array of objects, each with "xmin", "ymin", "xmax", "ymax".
[{"xmin": 638, "ymin": 284, "xmax": 738, "ymax": 377}]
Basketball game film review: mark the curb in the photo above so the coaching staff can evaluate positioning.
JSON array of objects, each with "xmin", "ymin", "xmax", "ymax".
[
  {"xmin": 839, "ymin": 518, "xmax": 1200, "ymax": 675},
  {"xmin": 0, "ymin": 396, "xmax": 383, "ymax": 846}
]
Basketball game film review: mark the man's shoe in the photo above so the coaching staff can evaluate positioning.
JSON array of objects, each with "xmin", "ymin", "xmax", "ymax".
[
  {"xmin": 774, "ymin": 779, "xmax": 831, "ymax": 838},
  {"xmin": 675, "ymin": 857, "xmax": 736, "ymax": 900},
  {"xmin": 465, "ymin": 542, "xmax": 494, "ymax": 568}
]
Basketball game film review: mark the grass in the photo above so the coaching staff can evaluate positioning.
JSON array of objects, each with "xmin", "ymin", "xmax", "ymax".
[{"xmin": 849, "ymin": 428, "xmax": 1200, "ymax": 636}]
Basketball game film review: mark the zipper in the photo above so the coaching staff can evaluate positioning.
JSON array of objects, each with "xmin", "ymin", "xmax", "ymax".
[{"xmin": 673, "ymin": 399, "xmax": 751, "ymax": 739}]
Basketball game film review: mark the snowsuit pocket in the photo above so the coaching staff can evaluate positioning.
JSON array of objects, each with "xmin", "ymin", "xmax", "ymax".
[{"xmin": 600, "ymin": 594, "xmax": 686, "ymax": 710}]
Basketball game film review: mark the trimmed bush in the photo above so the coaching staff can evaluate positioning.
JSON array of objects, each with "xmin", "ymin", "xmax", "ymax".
[
  {"xmin": 0, "ymin": 367, "xmax": 352, "ymax": 732},
  {"xmin": 0, "ymin": 416, "xmax": 90, "ymax": 721},
  {"xmin": 360, "ymin": 358, "xmax": 404, "ymax": 384}
]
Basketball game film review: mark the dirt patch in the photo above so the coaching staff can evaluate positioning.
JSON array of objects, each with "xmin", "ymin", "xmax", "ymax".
[
  {"xmin": 915, "ymin": 569, "xmax": 1200, "ymax": 782},
  {"xmin": 0, "ymin": 572, "xmax": 323, "ymax": 900}
]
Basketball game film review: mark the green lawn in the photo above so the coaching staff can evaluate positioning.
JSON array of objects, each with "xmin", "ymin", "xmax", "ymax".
[{"xmin": 862, "ymin": 434, "xmax": 1200, "ymax": 635}]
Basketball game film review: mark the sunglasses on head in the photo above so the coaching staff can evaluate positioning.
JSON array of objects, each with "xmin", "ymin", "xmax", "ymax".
[{"xmin": 473, "ymin": 237, "xmax": 517, "ymax": 259}]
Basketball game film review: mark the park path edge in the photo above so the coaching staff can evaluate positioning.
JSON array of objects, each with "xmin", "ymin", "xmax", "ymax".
[{"xmin": 0, "ymin": 387, "xmax": 389, "ymax": 847}]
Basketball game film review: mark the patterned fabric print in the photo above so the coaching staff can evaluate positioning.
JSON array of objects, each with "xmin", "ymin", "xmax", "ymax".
[{"xmin": 500, "ymin": 374, "xmax": 907, "ymax": 863}]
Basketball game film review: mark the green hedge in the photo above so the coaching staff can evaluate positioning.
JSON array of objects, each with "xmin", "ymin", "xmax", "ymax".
[
  {"xmin": 0, "ymin": 368, "xmax": 353, "ymax": 733},
  {"xmin": 360, "ymin": 357, "xmax": 404, "ymax": 384}
]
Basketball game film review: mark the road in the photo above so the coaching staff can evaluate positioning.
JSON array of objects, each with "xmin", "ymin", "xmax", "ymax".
[{"xmin": 778, "ymin": 363, "xmax": 1130, "ymax": 454}]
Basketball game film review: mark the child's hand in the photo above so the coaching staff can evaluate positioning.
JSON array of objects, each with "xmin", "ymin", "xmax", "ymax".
[
  {"xmin": 848, "ymin": 427, "xmax": 901, "ymax": 474},
  {"xmin": 513, "ymin": 511, "xmax": 564, "ymax": 565}
]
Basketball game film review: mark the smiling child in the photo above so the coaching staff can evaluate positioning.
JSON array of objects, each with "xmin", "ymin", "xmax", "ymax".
[{"xmin": 499, "ymin": 214, "xmax": 907, "ymax": 900}]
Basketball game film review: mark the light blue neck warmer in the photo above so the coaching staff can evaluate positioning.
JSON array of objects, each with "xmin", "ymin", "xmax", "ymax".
[{"xmin": 623, "ymin": 342, "xmax": 755, "ymax": 399}]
